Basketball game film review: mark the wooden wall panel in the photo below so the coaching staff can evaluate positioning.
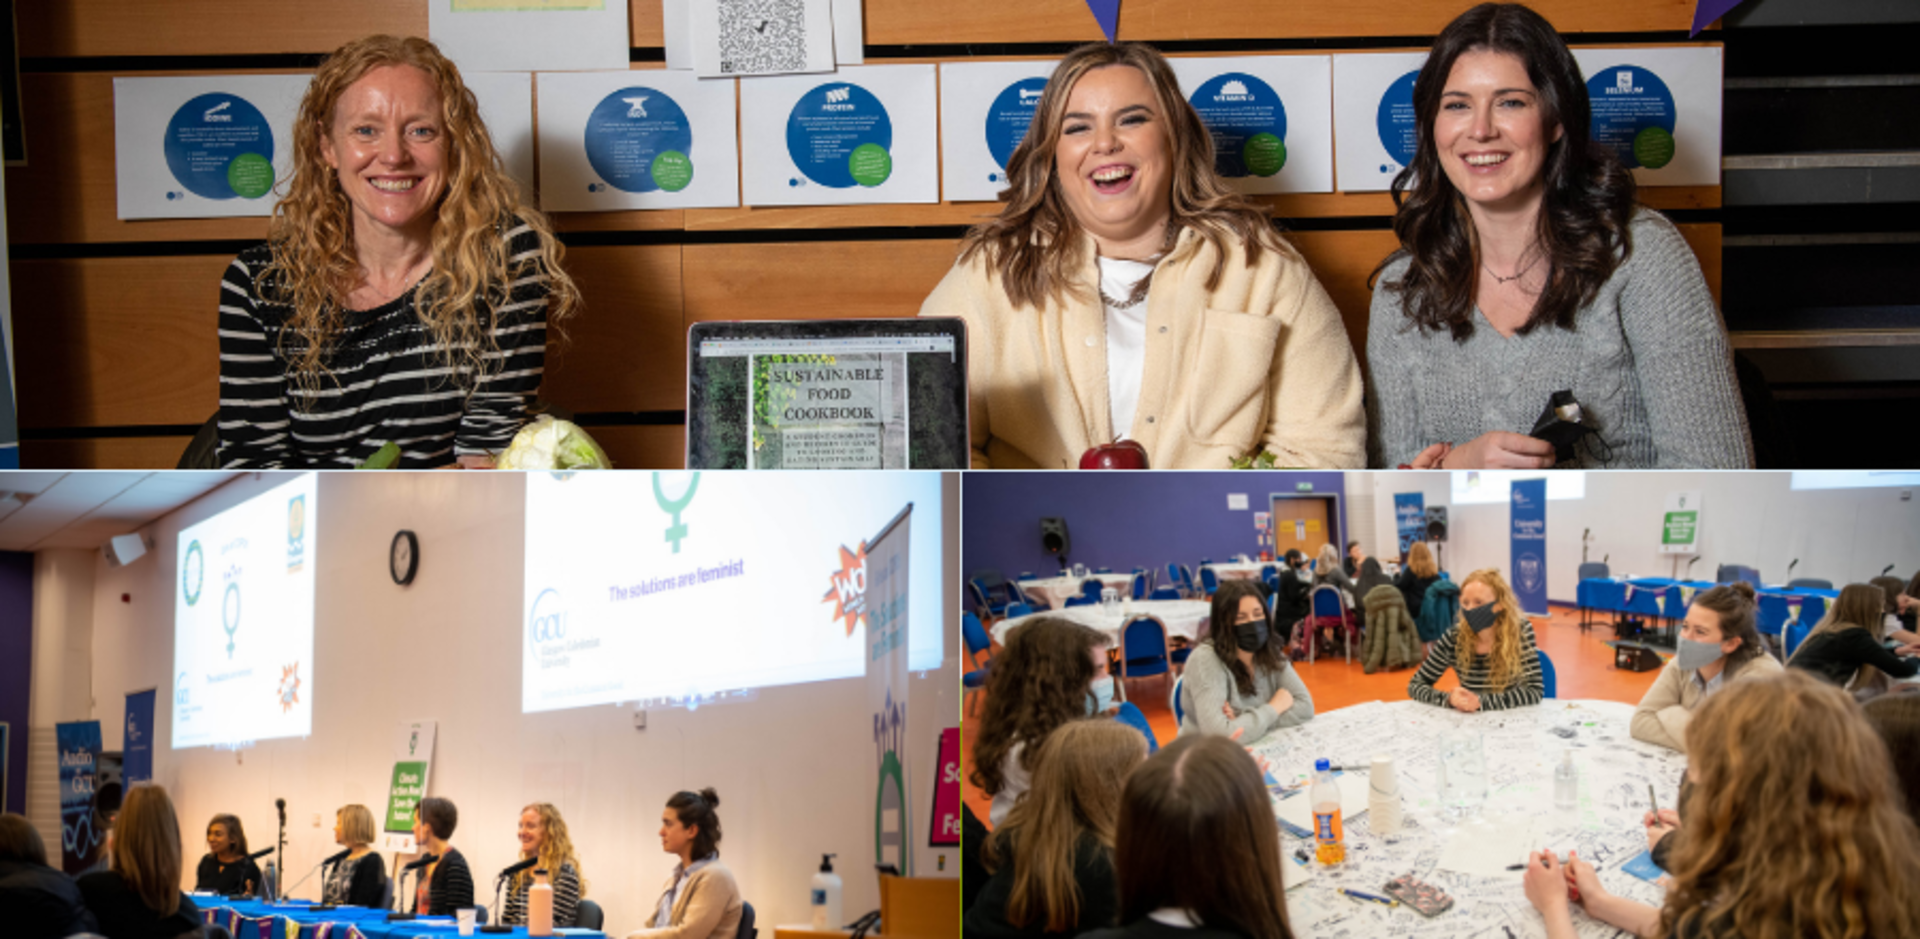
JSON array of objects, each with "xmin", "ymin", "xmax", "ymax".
[
  {"xmin": 10, "ymin": 256, "xmax": 226, "ymax": 428},
  {"xmin": 682, "ymin": 240, "xmax": 963, "ymax": 321},
  {"xmin": 866, "ymin": 0, "xmax": 1702, "ymax": 44},
  {"xmin": 542, "ymin": 245, "xmax": 686, "ymax": 413},
  {"xmin": 21, "ymin": 437, "xmax": 196, "ymax": 470},
  {"xmin": 587, "ymin": 424, "xmax": 686, "ymax": 470},
  {"xmin": 1289, "ymin": 230, "xmax": 1398, "ymax": 360}
]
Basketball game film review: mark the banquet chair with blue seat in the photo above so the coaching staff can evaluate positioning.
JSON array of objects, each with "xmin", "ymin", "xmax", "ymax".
[
  {"xmin": 1113, "ymin": 701, "xmax": 1159, "ymax": 754},
  {"xmin": 1537, "ymin": 650, "xmax": 1558, "ymax": 698},
  {"xmin": 1004, "ymin": 603, "xmax": 1034, "ymax": 620},
  {"xmin": 1148, "ymin": 586, "xmax": 1181, "ymax": 601},
  {"xmin": 1756, "ymin": 593, "xmax": 1793, "ymax": 660},
  {"xmin": 963, "ymin": 612, "xmax": 992, "ymax": 715},
  {"xmin": 1799, "ymin": 595, "xmax": 1827, "ymax": 628},
  {"xmin": 1179, "ymin": 564, "xmax": 1199, "ymax": 597},
  {"xmin": 1131, "ymin": 571, "xmax": 1150, "ymax": 600},
  {"xmin": 1199, "ymin": 566, "xmax": 1221, "ymax": 597},
  {"xmin": 1065, "ymin": 596, "xmax": 1096, "ymax": 608},
  {"xmin": 969, "ymin": 578, "xmax": 1008, "ymax": 620},
  {"xmin": 1118, "ymin": 615, "xmax": 1173, "ymax": 699},
  {"xmin": 1308, "ymin": 584, "xmax": 1354, "ymax": 663},
  {"xmin": 1716, "ymin": 564, "xmax": 1761, "ymax": 586},
  {"xmin": 1170, "ymin": 675, "xmax": 1185, "ymax": 726},
  {"xmin": 1081, "ymin": 578, "xmax": 1106, "ymax": 602},
  {"xmin": 575, "ymin": 899, "xmax": 605, "ymax": 930},
  {"xmin": 1165, "ymin": 563, "xmax": 1186, "ymax": 598},
  {"xmin": 1785, "ymin": 621, "xmax": 1812, "ymax": 659},
  {"xmin": 1575, "ymin": 561, "xmax": 1612, "ymax": 630}
]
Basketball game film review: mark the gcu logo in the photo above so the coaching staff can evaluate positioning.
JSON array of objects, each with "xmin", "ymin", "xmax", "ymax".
[
  {"xmin": 1519, "ymin": 555, "xmax": 1543, "ymax": 593},
  {"xmin": 529, "ymin": 588, "xmax": 567, "ymax": 643},
  {"xmin": 624, "ymin": 96, "xmax": 650, "ymax": 118}
]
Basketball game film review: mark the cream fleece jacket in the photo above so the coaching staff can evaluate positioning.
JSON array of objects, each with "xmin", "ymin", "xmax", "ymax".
[
  {"xmin": 1629, "ymin": 651, "xmax": 1783, "ymax": 752},
  {"xmin": 918, "ymin": 228, "xmax": 1366, "ymax": 469}
]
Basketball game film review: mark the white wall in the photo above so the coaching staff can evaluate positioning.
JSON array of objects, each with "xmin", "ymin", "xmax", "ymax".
[
  {"xmin": 1362, "ymin": 472, "xmax": 1920, "ymax": 604},
  {"xmin": 82, "ymin": 471, "xmax": 960, "ymax": 933},
  {"xmin": 26, "ymin": 548, "xmax": 97, "ymax": 853}
]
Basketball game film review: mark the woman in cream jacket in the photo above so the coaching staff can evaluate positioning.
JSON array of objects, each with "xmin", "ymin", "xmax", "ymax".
[
  {"xmin": 627, "ymin": 789, "xmax": 743, "ymax": 939},
  {"xmin": 1630, "ymin": 582, "xmax": 1781, "ymax": 752},
  {"xmin": 918, "ymin": 41, "xmax": 1365, "ymax": 469}
]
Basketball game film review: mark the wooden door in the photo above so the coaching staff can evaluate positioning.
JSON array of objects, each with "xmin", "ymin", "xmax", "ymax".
[{"xmin": 1269, "ymin": 497, "xmax": 1332, "ymax": 562}]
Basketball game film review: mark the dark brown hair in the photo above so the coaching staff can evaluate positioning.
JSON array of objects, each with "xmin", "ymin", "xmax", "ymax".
[
  {"xmin": 957, "ymin": 41, "xmax": 1291, "ymax": 311},
  {"xmin": 1115, "ymin": 736, "xmax": 1295, "ymax": 939},
  {"xmin": 208, "ymin": 813, "xmax": 249, "ymax": 856},
  {"xmin": 1870, "ymin": 577, "xmax": 1907, "ymax": 617},
  {"xmin": 971, "ymin": 617, "xmax": 1107, "ymax": 795},
  {"xmin": 1690, "ymin": 582, "xmax": 1764, "ymax": 671},
  {"xmin": 0, "ymin": 813, "xmax": 48, "ymax": 865},
  {"xmin": 414, "ymin": 797, "xmax": 458, "ymax": 841},
  {"xmin": 1862, "ymin": 690, "xmax": 1920, "ymax": 824},
  {"xmin": 1371, "ymin": 2, "xmax": 1638, "ymax": 341},
  {"xmin": 666, "ymin": 788, "xmax": 723, "ymax": 860},
  {"xmin": 117, "ymin": 786, "xmax": 185, "ymax": 917},
  {"xmin": 1205, "ymin": 580, "xmax": 1289, "ymax": 696}
]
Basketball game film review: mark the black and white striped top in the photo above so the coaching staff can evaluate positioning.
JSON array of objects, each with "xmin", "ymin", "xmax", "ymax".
[
  {"xmin": 216, "ymin": 220, "xmax": 550, "ymax": 469},
  {"xmin": 501, "ymin": 860, "xmax": 581, "ymax": 927},
  {"xmin": 1407, "ymin": 619, "xmax": 1545, "ymax": 711}
]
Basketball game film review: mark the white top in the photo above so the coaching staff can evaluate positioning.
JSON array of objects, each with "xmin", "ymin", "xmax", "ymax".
[
  {"xmin": 988, "ymin": 740, "xmax": 1030, "ymax": 827},
  {"xmin": 1099, "ymin": 256, "xmax": 1154, "ymax": 441}
]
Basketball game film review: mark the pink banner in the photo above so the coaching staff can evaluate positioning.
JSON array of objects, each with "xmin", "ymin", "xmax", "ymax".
[{"xmin": 930, "ymin": 726, "xmax": 961, "ymax": 846}]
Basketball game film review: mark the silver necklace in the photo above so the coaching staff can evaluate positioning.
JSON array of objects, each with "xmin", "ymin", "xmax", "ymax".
[{"xmin": 1482, "ymin": 250, "xmax": 1543, "ymax": 285}]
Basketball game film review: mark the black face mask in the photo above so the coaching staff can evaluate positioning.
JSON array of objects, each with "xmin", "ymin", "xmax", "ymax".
[
  {"xmin": 1234, "ymin": 618, "xmax": 1269, "ymax": 652},
  {"xmin": 1464, "ymin": 602, "xmax": 1499, "ymax": 633}
]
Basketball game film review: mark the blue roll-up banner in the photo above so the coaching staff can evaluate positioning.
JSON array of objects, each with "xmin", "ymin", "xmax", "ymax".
[
  {"xmin": 1393, "ymin": 493, "xmax": 1426, "ymax": 558},
  {"xmin": 123, "ymin": 689, "xmax": 156, "ymax": 785},
  {"xmin": 1510, "ymin": 479, "xmax": 1549, "ymax": 616},
  {"xmin": 55, "ymin": 720, "xmax": 103, "ymax": 875}
]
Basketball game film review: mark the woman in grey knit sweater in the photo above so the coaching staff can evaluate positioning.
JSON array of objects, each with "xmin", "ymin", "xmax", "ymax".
[
  {"xmin": 1365, "ymin": 3, "xmax": 1750, "ymax": 469},
  {"xmin": 1178, "ymin": 580, "xmax": 1314, "ymax": 744}
]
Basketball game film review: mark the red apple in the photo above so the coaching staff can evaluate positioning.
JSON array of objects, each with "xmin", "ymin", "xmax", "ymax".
[{"xmin": 1080, "ymin": 439, "xmax": 1150, "ymax": 469}]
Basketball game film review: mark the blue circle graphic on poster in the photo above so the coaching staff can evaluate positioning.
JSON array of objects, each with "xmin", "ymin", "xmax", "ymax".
[
  {"xmin": 1188, "ymin": 72, "xmax": 1289, "ymax": 178},
  {"xmin": 585, "ymin": 87, "xmax": 695, "ymax": 194},
  {"xmin": 163, "ymin": 92, "xmax": 275, "ymax": 200},
  {"xmin": 1585, "ymin": 64, "xmax": 1678, "ymax": 170},
  {"xmin": 985, "ymin": 77, "xmax": 1048, "ymax": 170},
  {"xmin": 1374, "ymin": 69, "xmax": 1421, "ymax": 168},
  {"xmin": 786, "ymin": 82, "xmax": 893, "ymax": 188}
]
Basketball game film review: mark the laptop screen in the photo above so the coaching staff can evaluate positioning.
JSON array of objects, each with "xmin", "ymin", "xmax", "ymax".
[{"xmin": 686, "ymin": 318, "xmax": 969, "ymax": 469}]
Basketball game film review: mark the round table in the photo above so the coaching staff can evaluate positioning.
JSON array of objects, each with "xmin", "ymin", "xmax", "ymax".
[
  {"xmin": 1204, "ymin": 561, "xmax": 1270, "ymax": 581},
  {"xmin": 1247, "ymin": 699, "xmax": 1679, "ymax": 938},
  {"xmin": 1019, "ymin": 572, "xmax": 1137, "ymax": 608},
  {"xmin": 991, "ymin": 599, "xmax": 1212, "ymax": 648}
]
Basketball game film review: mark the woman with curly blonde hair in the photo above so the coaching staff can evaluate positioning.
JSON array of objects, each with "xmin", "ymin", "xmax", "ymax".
[
  {"xmin": 217, "ymin": 34, "xmax": 580, "ymax": 468},
  {"xmin": 1407, "ymin": 568, "xmax": 1543, "ymax": 711},
  {"xmin": 918, "ymin": 41, "xmax": 1364, "ymax": 469},
  {"xmin": 1525, "ymin": 670, "xmax": 1920, "ymax": 938},
  {"xmin": 503, "ymin": 802, "xmax": 587, "ymax": 926}
]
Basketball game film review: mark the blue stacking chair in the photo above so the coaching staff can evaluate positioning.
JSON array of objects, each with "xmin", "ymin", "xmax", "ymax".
[
  {"xmin": 1537, "ymin": 650, "xmax": 1558, "ymax": 699},
  {"xmin": 1004, "ymin": 602, "xmax": 1034, "ymax": 620},
  {"xmin": 1785, "ymin": 621, "xmax": 1812, "ymax": 659},
  {"xmin": 1118, "ymin": 616, "xmax": 1173, "ymax": 698},
  {"xmin": 1799, "ymin": 595, "xmax": 1828, "ymax": 628},
  {"xmin": 1165, "ymin": 563, "xmax": 1185, "ymax": 597},
  {"xmin": 1308, "ymin": 585, "xmax": 1353, "ymax": 663},
  {"xmin": 1179, "ymin": 565, "xmax": 1199, "ymax": 597},
  {"xmin": 1756, "ymin": 593, "xmax": 1793, "ymax": 660},
  {"xmin": 1149, "ymin": 586, "xmax": 1181, "ymax": 601},
  {"xmin": 969, "ymin": 578, "xmax": 1009, "ymax": 620},
  {"xmin": 1114, "ymin": 701, "xmax": 1159, "ymax": 754},
  {"xmin": 1170, "ymin": 675, "xmax": 1186, "ymax": 726},
  {"xmin": 1200, "ymin": 566, "xmax": 1221, "ymax": 597},
  {"xmin": 1065, "ymin": 596, "xmax": 1096, "ymax": 608},
  {"xmin": 963, "ymin": 612, "xmax": 993, "ymax": 715},
  {"xmin": 1081, "ymin": 578, "xmax": 1107, "ymax": 602},
  {"xmin": 1131, "ymin": 571, "xmax": 1151, "ymax": 600}
]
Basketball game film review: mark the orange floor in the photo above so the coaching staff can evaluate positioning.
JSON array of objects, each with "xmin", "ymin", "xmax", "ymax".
[{"xmin": 962, "ymin": 603, "xmax": 1661, "ymax": 825}]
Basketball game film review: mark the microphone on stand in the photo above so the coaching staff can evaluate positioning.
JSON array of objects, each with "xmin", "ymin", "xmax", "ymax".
[
  {"xmin": 245, "ymin": 846, "xmax": 278, "ymax": 860},
  {"xmin": 388, "ymin": 853, "xmax": 439, "ymax": 922},
  {"xmin": 1884, "ymin": 564, "xmax": 1897, "ymax": 576},
  {"xmin": 284, "ymin": 849, "xmax": 352, "ymax": 909},
  {"xmin": 481, "ymin": 859, "xmax": 539, "ymax": 934}
]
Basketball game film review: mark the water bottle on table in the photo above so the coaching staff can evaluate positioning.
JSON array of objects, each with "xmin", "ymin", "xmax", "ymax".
[
  {"xmin": 1311, "ymin": 758, "xmax": 1345, "ymax": 865},
  {"xmin": 1437, "ymin": 730, "xmax": 1488, "ymax": 821}
]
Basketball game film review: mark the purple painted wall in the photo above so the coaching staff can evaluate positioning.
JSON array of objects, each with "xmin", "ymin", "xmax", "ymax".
[
  {"xmin": 963, "ymin": 472, "xmax": 1349, "ymax": 583},
  {"xmin": 0, "ymin": 551, "xmax": 32, "ymax": 815}
]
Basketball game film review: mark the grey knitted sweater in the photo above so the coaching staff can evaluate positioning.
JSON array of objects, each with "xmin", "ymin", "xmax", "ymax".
[
  {"xmin": 1365, "ymin": 209, "xmax": 1752, "ymax": 468},
  {"xmin": 1177, "ymin": 644, "xmax": 1315, "ymax": 745}
]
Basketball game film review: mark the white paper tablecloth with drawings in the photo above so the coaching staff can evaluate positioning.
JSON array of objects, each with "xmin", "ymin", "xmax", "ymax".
[
  {"xmin": 1018, "ymin": 572, "xmax": 1137, "ymax": 609},
  {"xmin": 1249, "ymin": 699, "xmax": 1682, "ymax": 939},
  {"xmin": 989, "ymin": 599, "xmax": 1212, "ymax": 648}
]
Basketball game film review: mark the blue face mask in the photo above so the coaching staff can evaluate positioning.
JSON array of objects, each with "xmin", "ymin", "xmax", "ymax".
[{"xmin": 1087, "ymin": 675, "xmax": 1116, "ymax": 716}]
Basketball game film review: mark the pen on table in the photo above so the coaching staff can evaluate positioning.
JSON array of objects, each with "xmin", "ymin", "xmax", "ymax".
[
  {"xmin": 1649, "ymin": 783, "xmax": 1660, "ymax": 816},
  {"xmin": 1339, "ymin": 888, "xmax": 1398, "ymax": 908}
]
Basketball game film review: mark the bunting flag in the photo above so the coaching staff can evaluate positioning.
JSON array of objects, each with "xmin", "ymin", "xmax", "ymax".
[
  {"xmin": 1084, "ymin": 0, "xmax": 1120, "ymax": 43},
  {"xmin": 1691, "ymin": 0, "xmax": 1746, "ymax": 36}
]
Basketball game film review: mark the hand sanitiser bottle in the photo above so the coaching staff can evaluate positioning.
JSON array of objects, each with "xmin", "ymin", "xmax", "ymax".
[
  {"xmin": 1312, "ymin": 759, "xmax": 1345, "ymax": 865},
  {"xmin": 811, "ymin": 854, "xmax": 843, "ymax": 930},
  {"xmin": 1554, "ymin": 750, "xmax": 1580, "ymax": 810}
]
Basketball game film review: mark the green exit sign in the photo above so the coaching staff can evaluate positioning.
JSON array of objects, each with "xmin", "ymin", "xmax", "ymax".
[{"xmin": 1295, "ymin": 482, "xmax": 1314, "ymax": 492}]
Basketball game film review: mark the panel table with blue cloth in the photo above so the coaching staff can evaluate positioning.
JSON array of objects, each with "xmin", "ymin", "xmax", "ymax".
[{"xmin": 199, "ymin": 899, "xmax": 608, "ymax": 939}]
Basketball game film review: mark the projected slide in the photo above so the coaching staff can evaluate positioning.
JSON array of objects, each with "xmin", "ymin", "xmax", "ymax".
[
  {"xmin": 523, "ymin": 472, "xmax": 944, "ymax": 713},
  {"xmin": 1791, "ymin": 471, "xmax": 1920, "ymax": 491},
  {"xmin": 1452, "ymin": 470, "xmax": 1587, "ymax": 506},
  {"xmin": 172, "ymin": 474, "xmax": 317, "ymax": 749}
]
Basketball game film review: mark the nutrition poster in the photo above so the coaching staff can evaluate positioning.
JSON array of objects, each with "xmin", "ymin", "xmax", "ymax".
[
  {"xmin": 1331, "ymin": 52, "xmax": 1427, "ymax": 193},
  {"xmin": 113, "ymin": 75, "xmax": 311, "ymax": 220},
  {"xmin": 1168, "ymin": 55, "xmax": 1335, "ymax": 194},
  {"xmin": 740, "ymin": 63, "xmax": 938, "ymax": 207},
  {"xmin": 938, "ymin": 60, "xmax": 1058, "ymax": 203},
  {"xmin": 538, "ymin": 69, "xmax": 741, "ymax": 210},
  {"xmin": 1571, "ymin": 46, "xmax": 1722, "ymax": 186}
]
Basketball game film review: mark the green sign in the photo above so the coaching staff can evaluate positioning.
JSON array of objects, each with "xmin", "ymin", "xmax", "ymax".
[
  {"xmin": 385, "ymin": 761, "xmax": 427, "ymax": 833},
  {"xmin": 1662, "ymin": 510, "xmax": 1698, "ymax": 545}
]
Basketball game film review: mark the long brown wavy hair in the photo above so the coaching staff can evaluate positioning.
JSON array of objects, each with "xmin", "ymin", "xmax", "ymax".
[
  {"xmin": 1115, "ymin": 736, "xmax": 1294, "ymax": 939},
  {"xmin": 1204, "ymin": 579, "xmax": 1290, "ymax": 696},
  {"xmin": 514, "ymin": 802, "xmax": 588, "ymax": 898},
  {"xmin": 263, "ymin": 34, "xmax": 580, "ymax": 399},
  {"xmin": 117, "ymin": 786, "xmax": 185, "ymax": 918},
  {"xmin": 1370, "ymin": 3, "xmax": 1638, "ymax": 341},
  {"xmin": 957, "ymin": 42, "xmax": 1291, "ymax": 311},
  {"xmin": 970, "ymin": 617, "xmax": 1107, "ymax": 796},
  {"xmin": 1453, "ymin": 568, "xmax": 1528, "ymax": 692},
  {"xmin": 1794, "ymin": 583, "xmax": 1891, "ymax": 692},
  {"xmin": 1661, "ymin": 671, "xmax": 1920, "ymax": 939},
  {"xmin": 986, "ymin": 720, "xmax": 1147, "ymax": 931}
]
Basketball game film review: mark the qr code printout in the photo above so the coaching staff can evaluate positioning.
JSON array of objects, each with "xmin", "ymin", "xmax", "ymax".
[{"xmin": 718, "ymin": 0, "xmax": 807, "ymax": 75}]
